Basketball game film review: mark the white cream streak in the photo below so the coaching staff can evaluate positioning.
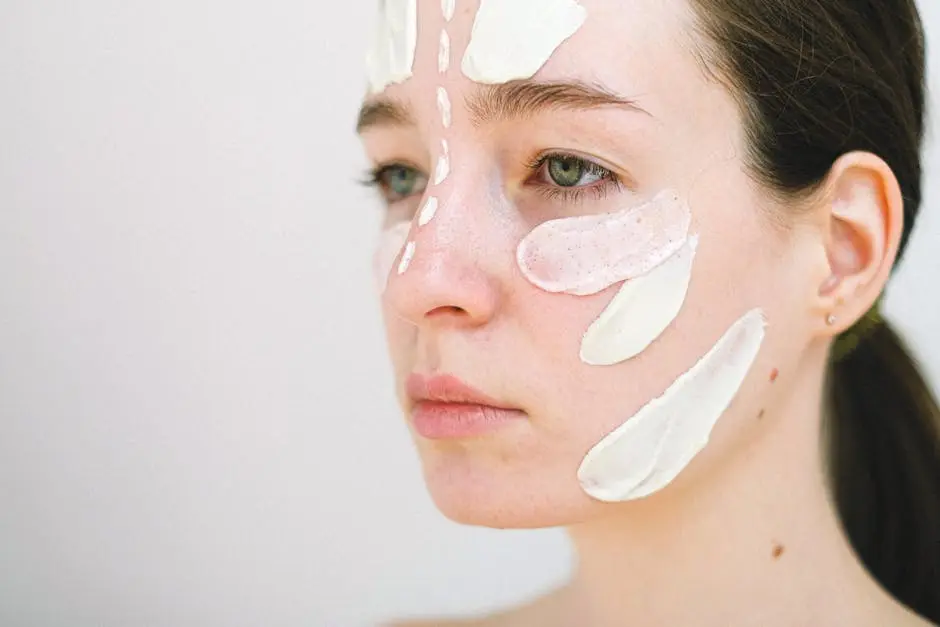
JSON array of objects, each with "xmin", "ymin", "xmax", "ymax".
[
  {"xmin": 365, "ymin": 0, "xmax": 418, "ymax": 94},
  {"xmin": 438, "ymin": 30, "xmax": 451, "ymax": 73},
  {"xmin": 397, "ymin": 240, "xmax": 417, "ymax": 274},
  {"xmin": 462, "ymin": 0, "xmax": 586, "ymax": 84},
  {"xmin": 578, "ymin": 309, "xmax": 767, "ymax": 502},
  {"xmin": 433, "ymin": 139, "xmax": 450, "ymax": 185},
  {"xmin": 442, "ymin": 0, "xmax": 456, "ymax": 21},
  {"xmin": 418, "ymin": 196, "xmax": 439, "ymax": 226},
  {"xmin": 373, "ymin": 222, "xmax": 411, "ymax": 291},
  {"xmin": 437, "ymin": 87, "xmax": 452, "ymax": 127},
  {"xmin": 580, "ymin": 236, "xmax": 698, "ymax": 366},
  {"xmin": 517, "ymin": 191, "xmax": 691, "ymax": 296}
]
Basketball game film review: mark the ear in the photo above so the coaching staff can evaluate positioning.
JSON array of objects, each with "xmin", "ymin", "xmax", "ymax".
[{"xmin": 815, "ymin": 151, "xmax": 903, "ymax": 337}]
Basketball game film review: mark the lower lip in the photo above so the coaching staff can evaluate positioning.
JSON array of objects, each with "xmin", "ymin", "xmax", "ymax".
[{"xmin": 411, "ymin": 402, "xmax": 526, "ymax": 439}]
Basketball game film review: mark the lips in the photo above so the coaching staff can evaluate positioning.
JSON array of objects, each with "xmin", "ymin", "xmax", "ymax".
[
  {"xmin": 405, "ymin": 374, "xmax": 526, "ymax": 439},
  {"xmin": 406, "ymin": 373, "xmax": 514, "ymax": 407}
]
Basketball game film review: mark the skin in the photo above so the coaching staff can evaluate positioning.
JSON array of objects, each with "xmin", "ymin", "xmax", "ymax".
[{"xmin": 357, "ymin": 0, "xmax": 931, "ymax": 625}]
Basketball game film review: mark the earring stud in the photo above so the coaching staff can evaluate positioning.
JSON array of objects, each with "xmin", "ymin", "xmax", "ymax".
[{"xmin": 826, "ymin": 314, "xmax": 837, "ymax": 326}]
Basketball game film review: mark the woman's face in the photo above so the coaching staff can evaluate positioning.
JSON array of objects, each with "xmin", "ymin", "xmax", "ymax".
[{"xmin": 358, "ymin": 0, "xmax": 826, "ymax": 527}]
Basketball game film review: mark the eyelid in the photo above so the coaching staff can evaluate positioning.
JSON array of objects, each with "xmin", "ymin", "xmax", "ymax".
[
  {"xmin": 526, "ymin": 149, "xmax": 629, "ymax": 179},
  {"xmin": 365, "ymin": 157, "xmax": 428, "ymax": 181}
]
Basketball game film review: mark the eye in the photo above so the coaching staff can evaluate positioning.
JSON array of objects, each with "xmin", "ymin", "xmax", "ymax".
[
  {"xmin": 545, "ymin": 155, "xmax": 606, "ymax": 188},
  {"xmin": 526, "ymin": 152, "xmax": 624, "ymax": 202},
  {"xmin": 362, "ymin": 164, "xmax": 429, "ymax": 203}
]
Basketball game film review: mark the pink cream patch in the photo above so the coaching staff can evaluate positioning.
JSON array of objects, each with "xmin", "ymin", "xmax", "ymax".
[{"xmin": 516, "ymin": 191, "xmax": 692, "ymax": 296}]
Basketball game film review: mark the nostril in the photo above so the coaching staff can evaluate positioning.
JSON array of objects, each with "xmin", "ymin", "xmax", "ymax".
[{"xmin": 426, "ymin": 305, "xmax": 466, "ymax": 318}]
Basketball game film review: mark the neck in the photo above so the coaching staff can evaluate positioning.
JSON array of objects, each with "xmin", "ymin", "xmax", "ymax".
[{"xmin": 562, "ymin": 349, "xmax": 896, "ymax": 626}]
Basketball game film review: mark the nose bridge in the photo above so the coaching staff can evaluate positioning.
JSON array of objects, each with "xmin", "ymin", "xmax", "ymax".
[
  {"xmin": 423, "ymin": 165, "xmax": 495, "ymax": 257},
  {"xmin": 384, "ymin": 167, "xmax": 511, "ymax": 326}
]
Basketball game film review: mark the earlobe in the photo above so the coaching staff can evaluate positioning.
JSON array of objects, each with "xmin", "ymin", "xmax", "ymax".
[{"xmin": 815, "ymin": 151, "xmax": 903, "ymax": 335}]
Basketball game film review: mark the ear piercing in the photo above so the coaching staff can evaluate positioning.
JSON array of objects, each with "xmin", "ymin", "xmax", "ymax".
[{"xmin": 826, "ymin": 314, "xmax": 837, "ymax": 326}]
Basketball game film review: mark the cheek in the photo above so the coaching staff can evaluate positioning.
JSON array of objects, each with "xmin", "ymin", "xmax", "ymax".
[
  {"xmin": 691, "ymin": 198, "xmax": 811, "ymax": 338},
  {"xmin": 373, "ymin": 222, "xmax": 412, "ymax": 292},
  {"xmin": 514, "ymin": 190, "xmax": 782, "ymax": 502},
  {"xmin": 514, "ymin": 190, "xmax": 697, "ymax": 378},
  {"xmin": 517, "ymin": 190, "xmax": 691, "ymax": 296},
  {"xmin": 382, "ymin": 308, "xmax": 416, "ymax": 362}
]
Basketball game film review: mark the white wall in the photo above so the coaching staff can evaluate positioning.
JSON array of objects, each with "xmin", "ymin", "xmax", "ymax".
[{"xmin": 0, "ymin": 2, "xmax": 936, "ymax": 626}]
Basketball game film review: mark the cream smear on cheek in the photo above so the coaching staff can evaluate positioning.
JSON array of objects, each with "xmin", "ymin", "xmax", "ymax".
[
  {"xmin": 366, "ymin": 0, "xmax": 418, "ymax": 94},
  {"xmin": 580, "ymin": 235, "xmax": 698, "ymax": 366},
  {"xmin": 517, "ymin": 191, "xmax": 692, "ymax": 296},
  {"xmin": 373, "ymin": 222, "xmax": 412, "ymax": 291},
  {"xmin": 461, "ymin": 0, "xmax": 587, "ymax": 84},
  {"xmin": 577, "ymin": 309, "xmax": 766, "ymax": 502}
]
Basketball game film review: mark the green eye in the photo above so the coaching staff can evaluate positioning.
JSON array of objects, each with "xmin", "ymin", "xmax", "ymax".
[
  {"xmin": 371, "ymin": 164, "xmax": 428, "ymax": 202},
  {"xmin": 386, "ymin": 166, "xmax": 419, "ymax": 195},
  {"xmin": 547, "ymin": 156, "xmax": 587, "ymax": 187},
  {"xmin": 525, "ymin": 152, "xmax": 624, "ymax": 202}
]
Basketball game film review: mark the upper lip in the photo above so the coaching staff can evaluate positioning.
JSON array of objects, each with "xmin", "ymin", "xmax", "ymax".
[{"xmin": 406, "ymin": 373, "xmax": 516, "ymax": 409}]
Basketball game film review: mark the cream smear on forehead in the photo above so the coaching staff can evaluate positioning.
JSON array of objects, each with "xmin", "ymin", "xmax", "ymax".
[
  {"xmin": 581, "ymin": 236, "xmax": 698, "ymax": 366},
  {"xmin": 373, "ymin": 222, "xmax": 411, "ymax": 291},
  {"xmin": 366, "ymin": 0, "xmax": 418, "ymax": 94},
  {"xmin": 442, "ymin": 0, "xmax": 456, "ymax": 21},
  {"xmin": 578, "ymin": 309, "xmax": 766, "ymax": 502},
  {"xmin": 517, "ymin": 191, "xmax": 692, "ymax": 296},
  {"xmin": 461, "ymin": 0, "xmax": 586, "ymax": 84}
]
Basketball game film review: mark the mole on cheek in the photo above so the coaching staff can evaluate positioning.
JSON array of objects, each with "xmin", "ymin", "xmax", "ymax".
[{"xmin": 772, "ymin": 543, "xmax": 785, "ymax": 559}]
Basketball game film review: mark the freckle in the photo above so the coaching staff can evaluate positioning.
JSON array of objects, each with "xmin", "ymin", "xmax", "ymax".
[
  {"xmin": 772, "ymin": 544, "xmax": 785, "ymax": 559},
  {"xmin": 769, "ymin": 368, "xmax": 779, "ymax": 382},
  {"xmin": 758, "ymin": 409, "xmax": 765, "ymax": 420}
]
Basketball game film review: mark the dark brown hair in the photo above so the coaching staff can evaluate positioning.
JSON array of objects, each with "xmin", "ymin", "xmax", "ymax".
[{"xmin": 689, "ymin": 1, "xmax": 940, "ymax": 621}]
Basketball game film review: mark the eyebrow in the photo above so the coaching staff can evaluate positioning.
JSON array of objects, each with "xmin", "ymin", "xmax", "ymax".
[
  {"xmin": 355, "ymin": 79, "xmax": 649, "ymax": 133},
  {"xmin": 355, "ymin": 99, "xmax": 415, "ymax": 133}
]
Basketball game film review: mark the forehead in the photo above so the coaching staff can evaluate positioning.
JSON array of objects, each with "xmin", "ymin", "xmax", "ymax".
[{"xmin": 366, "ymin": 0, "xmax": 703, "ymax": 118}]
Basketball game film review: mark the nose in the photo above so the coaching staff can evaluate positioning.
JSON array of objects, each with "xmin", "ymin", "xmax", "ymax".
[{"xmin": 384, "ymin": 192, "xmax": 506, "ymax": 329}]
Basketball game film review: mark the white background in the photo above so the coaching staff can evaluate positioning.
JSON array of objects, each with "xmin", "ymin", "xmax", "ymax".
[{"xmin": 1, "ymin": 2, "xmax": 937, "ymax": 625}]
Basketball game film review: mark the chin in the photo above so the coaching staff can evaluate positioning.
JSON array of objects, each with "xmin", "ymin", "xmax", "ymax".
[{"xmin": 417, "ymin": 447, "xmax": 596, "ymax": 528}]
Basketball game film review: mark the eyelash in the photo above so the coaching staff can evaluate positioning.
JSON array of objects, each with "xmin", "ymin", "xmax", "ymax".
[
  {"xmin": 360, "ymin": 166, "xmax": 410, "ymax": 191},
  {"xmin": 524, "ymin": 153, "xmax": 625, "ymax": 203},
  {"xmin": 359, "ymin": 153, "xmax": 625, "ymax": 204}
]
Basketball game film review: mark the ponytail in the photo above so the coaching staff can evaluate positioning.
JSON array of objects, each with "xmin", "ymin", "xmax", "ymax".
[
  {"xmin": 687, "ymin": 0, "xmax": 935, "ymax": 616},
  {"xmin": 826, "ymin": 318, "xmax": 940, "ymax": 621}
]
